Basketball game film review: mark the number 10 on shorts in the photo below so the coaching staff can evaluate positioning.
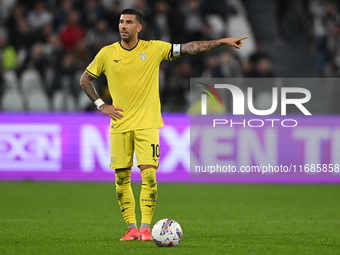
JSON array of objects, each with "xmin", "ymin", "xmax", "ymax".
[{"xmin": 151, "ymin": 144, "xmax": 160, "ymax": 158}]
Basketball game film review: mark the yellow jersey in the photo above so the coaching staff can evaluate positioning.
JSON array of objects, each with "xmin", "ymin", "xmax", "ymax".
[{"xmin": 86, "ymin": 40, "xmax": 173, "ymax": 133}]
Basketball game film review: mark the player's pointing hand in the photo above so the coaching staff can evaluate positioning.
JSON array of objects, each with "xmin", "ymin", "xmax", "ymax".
[
  {"xmin": 100, "ymin": 105, "xmax": 124, "ymax": 120},
  {"xmin": 224, "ymin": 36, "xmax": 248, "ymax": 49}
]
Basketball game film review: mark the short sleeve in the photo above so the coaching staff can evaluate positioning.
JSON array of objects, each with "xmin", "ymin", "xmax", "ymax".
[
  {"xmin": 85, "ymin": 49, "xmax": 105, "ymax": 78},
  {"xmin": 154, "ymin": 41, "xmax": 173, "ymax": 61}
]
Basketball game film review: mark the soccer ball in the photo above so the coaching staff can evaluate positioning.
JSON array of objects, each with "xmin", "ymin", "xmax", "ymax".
[{"xmin": 151, "ymin": 218, "xmax": 183, "ymax": 247}]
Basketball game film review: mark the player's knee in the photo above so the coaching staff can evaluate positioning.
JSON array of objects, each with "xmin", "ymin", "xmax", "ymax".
[
  {"xmin": 147, "ymin": 178, "xmax": 157, "ymax": 192},
  {"xmin": 115, "ymin": 169, "xmax": 131, "ymax": 186},
  {"xmin": 141, "ymin": 168, "xmax": 157, "ymax": 189},
  {"xmin": 139, "ymin": 165, "xmax": 157, "ymax": 171}
]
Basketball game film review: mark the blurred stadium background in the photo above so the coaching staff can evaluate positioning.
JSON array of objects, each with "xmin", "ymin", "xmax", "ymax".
[
  {"xmin": 1, "ymin": 1, "xmax": 340, "ymax": 254},
  {"xmin": 1, "ymin": 0, "xmax": 340, "ymax": 180},
  {"xmin": 0, "ymin": 0, "xmax": 340, "ymax": 112}
]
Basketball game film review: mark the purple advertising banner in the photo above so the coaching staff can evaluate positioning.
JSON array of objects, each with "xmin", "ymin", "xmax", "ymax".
[
  {"xmin": 0, "ymin": 113, "xmax": 189, "ymax": 182},
  {"xmin": 190, "ymin": 116, "xmax": 340, "ymax": 182},
  {"xmin": 1, "ymin": 113, "xmax": 340, "ymax": 183}
]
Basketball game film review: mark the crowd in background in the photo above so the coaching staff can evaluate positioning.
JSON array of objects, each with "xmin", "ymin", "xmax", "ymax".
[
  {"xmin": 308, "ymin": 0, "xmax": 340, "ymax": 77},
  {"xmin": 0, "ymin": 0, "xmax": 339, "ymax": 112}
]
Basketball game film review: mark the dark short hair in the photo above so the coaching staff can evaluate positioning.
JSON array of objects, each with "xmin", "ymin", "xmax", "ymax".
[{"xmin": 121, "ymin": 9, "xmax": 143, "ymax": 24}]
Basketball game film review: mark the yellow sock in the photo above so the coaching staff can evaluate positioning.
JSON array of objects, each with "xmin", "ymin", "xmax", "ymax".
[
  {"xmin": 140, "ymin": 168, "xmax": 157, "ymax": 225},
  {"xmin": 115, "ymin": 170, "xmax": 136, "ymax": 225}
]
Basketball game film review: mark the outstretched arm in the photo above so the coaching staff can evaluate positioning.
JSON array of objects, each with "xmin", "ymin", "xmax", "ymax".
[
  {"xmin": 181, "ymin": 36, "xmax": 248, "ymax": 55},
  {"xmin": 79, "ymin": 71, "xmax": 124, "ymax": 120}
]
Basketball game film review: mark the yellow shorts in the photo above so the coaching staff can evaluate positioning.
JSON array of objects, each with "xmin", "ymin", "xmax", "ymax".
[{"xmin": 110, "ymin": 128, "xmax": 160, "ymax": 169}]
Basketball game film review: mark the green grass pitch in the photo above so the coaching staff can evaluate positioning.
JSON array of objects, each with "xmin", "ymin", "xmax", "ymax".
[{"xmin": 0, "ymin": 182, "xmax": 339, "ymax": 254}]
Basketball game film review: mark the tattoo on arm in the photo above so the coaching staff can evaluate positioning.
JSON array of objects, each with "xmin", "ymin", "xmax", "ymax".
[
  {"xmin": 99, "ymin": 104, "xmax": 106, "ymax": 111},
  {"xmin": 181, "ymin": 40, "xmax": 222, "ymax": 55},
  {"xmin": 79, "ymin": 72, "xmax": 100, "ymax": 102}
]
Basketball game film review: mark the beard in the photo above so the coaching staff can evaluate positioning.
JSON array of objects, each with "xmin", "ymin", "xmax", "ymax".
[{"xmin": 120, "ymin": 30, "xmax": 134, "ymax": 42}]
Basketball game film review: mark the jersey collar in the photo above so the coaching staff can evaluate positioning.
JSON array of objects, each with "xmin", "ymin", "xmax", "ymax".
[{"xmin": 119, "ymin": 39, "xmax": 139, "ymax": 51}]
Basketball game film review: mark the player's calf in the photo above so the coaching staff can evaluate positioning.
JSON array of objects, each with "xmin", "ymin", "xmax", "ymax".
[{"xmin": 140, "ymin": 168, "xmax": 157, "ymax": 225}]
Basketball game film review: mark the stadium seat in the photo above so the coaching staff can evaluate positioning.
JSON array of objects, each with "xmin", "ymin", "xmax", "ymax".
[
  {"xmin": 74, "ymin": 71, "xmax": 84, "ymax": 96},
  {"xmin": 206, "ymin": 14, "xmax": 225, "ymax": 39},
  {"xmin": 3, "ymin": 70, "xmax": 19, "ymax": 91},
  {"xmin": 2, "ymin": 90, "xmax": 25, "ymax": 111},
  {"xmin": 78, "ymin": 91, "xmax": 92, "ymax": 110},
  {"xmin": 27, "ymin": 91, "xmax": 50, "ymax": 111},
  {"xmin": 21, "ymin": 69, "xmax": 44, "ymax": 95},
  {"xmin": 53, "ymin": 90, "xmax": 76, "ymax": 111},
  {"xmin": 226, "ymin": 0, "xmax": 256, "ymax": 60}
]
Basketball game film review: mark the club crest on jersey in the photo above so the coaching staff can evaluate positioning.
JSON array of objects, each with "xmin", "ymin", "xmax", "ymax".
[{"xmin": 137, "ymin": 52, "xmax": 147, "ymax": 61}]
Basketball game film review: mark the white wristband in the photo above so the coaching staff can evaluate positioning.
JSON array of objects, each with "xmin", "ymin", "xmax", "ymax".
[
  {"xmin": 173, "ymin": 44, "xmax": 181, "ymax": 57},
  {"xmin": 94, "ymin": 99, "xmax": 105, "ymax": 110}
]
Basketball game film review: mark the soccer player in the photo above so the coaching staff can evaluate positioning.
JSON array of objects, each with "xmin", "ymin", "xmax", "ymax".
[{"xmin": 79, "ymin": 9, "xmax": 247, "ymax": 241}]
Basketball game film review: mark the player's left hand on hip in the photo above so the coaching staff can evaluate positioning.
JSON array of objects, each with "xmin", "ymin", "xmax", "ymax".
[{"xmin": 101, "ymin": 105, "xmax": 124, "ymax": 121}]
